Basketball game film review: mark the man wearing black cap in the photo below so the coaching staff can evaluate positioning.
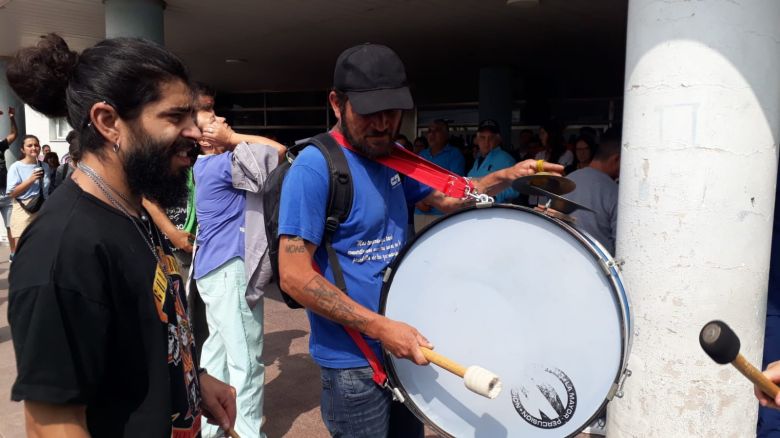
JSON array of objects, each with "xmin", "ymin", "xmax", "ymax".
[
  {"xmin": 467, "ymin": 119, "xmax": 518, "ymax": 203},
  {"xmin": 277, "ymin": 43, "xmax": 561, "ymax": 436}
]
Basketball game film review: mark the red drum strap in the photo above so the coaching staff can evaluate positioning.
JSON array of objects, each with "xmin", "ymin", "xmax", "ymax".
[
  {"xmin": 345, "ymin": 327, "xmax": 389, "ymax": 387},
  {"xmin": 329, "ymin": 130, "xmax": 475, "ymax": 199},
  {"xmin": 311, "ymin": 262, "xmax": 388, "ymax": 387}
]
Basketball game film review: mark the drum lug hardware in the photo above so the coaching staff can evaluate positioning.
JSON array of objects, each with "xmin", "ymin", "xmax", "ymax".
[
  {"xmin": 599, "ymin": 259, "xmax": 618, "ymax": 276},
  {"xmin": 469, "ymin": 192, "xmax": 495, "ymax": 208},
  {"xmin": 608, "ymin": 368, "xmax": 632, "ymax": 400},
  {"xmin": 383, "ymin": 268, "xmax": 393, "ymax": 283},
  {"xmin": 384, "ymin": 382, "xmax": 406, "ymax": 403}
]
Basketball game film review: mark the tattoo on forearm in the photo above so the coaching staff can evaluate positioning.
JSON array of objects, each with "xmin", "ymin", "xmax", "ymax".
[
  {"xmin": 303, "ymin": 276, "xmax": 368, "ymax": 331},
  {"xmin": 284, "ymin": 244, "xmax": 307, "ymax": 254},
  {"xmin": 284, "ymin": 238, "xmax": 307, "ymax": 254}
]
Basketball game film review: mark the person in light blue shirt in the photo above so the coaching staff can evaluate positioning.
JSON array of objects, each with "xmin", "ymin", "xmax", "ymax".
[
  {"xmin": 467, "ymin": 119, "xmax": 517, "ymax": 203},
  {"xmin": 6, "ymin": 134, "xmax": 50, "ymax": 247},
  {"xmin": 413, "ymin": 119, "xmax": 466, "ymax": 231}
]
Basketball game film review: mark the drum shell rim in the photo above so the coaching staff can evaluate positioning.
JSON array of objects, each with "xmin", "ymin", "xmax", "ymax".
[{"xmin": 379, "ymin": 203, "xmax": 632, "ymax": 438}]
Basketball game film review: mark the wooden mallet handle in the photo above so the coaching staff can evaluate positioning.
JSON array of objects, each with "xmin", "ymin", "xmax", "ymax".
[
  {"xmin": 700, "ymin": 320, "xmax": 780, "ymax": 400},
  {"xmin": 420, "ymin": 347, "xmax": 467, "ymax": 377},
  {"xmin": 733, "ymin": 354, "xmax": 780, "ymax": 399},
  {"xmin": 227, "ymin": 428, "xmax": 241, "ymax": 438}
]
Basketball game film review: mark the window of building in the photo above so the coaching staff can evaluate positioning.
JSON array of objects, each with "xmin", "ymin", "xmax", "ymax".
[{"xmin": 49, "ymin": 117, "xmax": 72, "ymax": 141}]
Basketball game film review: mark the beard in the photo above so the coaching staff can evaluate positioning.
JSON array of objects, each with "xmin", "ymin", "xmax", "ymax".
[
  {"xmin": 341, "ymin": 118, "xmax": 398, "ymax": 159},
  {"xmin": 123, "ymin": 126, "xmax": 191, "ymax": 210}
]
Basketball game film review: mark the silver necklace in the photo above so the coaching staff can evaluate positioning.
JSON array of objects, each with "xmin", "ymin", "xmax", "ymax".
[
  {"xmin": 79, "ymin": 163, "xmax": 148, "ymax": 221},
  {"xmin": 77, "ymin": 162, "xmax": 166, "ymax": 273}
]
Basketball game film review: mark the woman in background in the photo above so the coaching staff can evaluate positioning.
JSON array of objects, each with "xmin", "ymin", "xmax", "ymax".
[
  {"xmin": 6, "ymin": 134, "xmax": 50, "ymax": 249},
  {"xmin": 536, "ymin": 119, "xmax": 574, "ymax": 173},
  {"xmin": 43, "ymin": 151, "xmax": 59, "ymax": 193}
]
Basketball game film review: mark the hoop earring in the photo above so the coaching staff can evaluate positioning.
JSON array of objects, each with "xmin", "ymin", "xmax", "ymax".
[{"xmin": 113, "ymin": 142, "xmax": 120, "ymax": 153}]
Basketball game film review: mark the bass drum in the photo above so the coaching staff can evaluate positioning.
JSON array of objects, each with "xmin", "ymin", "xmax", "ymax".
[{"xmin": 380, "ymin": 205, "xmax": 631, "ymax": 437}]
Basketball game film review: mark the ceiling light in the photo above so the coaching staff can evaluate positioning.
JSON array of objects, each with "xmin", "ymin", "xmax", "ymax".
[
  {"xmin": 507, "ymin": 0, "xmax": 539, "ymax": 6},
  {"xmin": 225, "ymin": 58, "xmax": 248, "ymax": 64}
]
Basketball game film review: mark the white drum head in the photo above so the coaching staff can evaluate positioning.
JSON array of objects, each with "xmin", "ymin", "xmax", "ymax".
[{"xmin": 382, "ymin": 206, "xmax": 627, "ymax": 437}]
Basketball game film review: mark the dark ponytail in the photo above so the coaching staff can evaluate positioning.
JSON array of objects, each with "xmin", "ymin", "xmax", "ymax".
[
  {"xmin": 6, "ymin": 34, "xmax": 77, "ymax": 118},
  {"xmin": 6, "ymin": 33, "xmax": 190, "ymax": 157}
]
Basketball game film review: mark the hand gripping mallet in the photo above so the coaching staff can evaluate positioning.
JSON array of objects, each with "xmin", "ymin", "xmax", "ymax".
[
  {"xmin": 419, "ymin": 347, "xmax": 502, "ymax": 399},
  {"xmin": 699, "ymin": 320, "xmax": 780, "ymax": 400}
]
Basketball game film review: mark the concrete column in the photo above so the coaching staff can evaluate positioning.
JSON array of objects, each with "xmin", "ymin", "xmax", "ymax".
[
  {"xmin": 104, "ymin": 0, "xmax": 165, "ymax": 44},
  {"xmin": 478, "ymin": 67, "xmax": 513, "ymax": 145},
  {"xmin": 0, "ymin": 58, "xmax": 26, "ymax": 168},
  {"xmin": 609, "ymin": 1, "xmax": 780, "ymax": 437}
]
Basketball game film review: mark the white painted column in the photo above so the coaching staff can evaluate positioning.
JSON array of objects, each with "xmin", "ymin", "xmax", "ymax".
[
  {"xmin": 608, "ymin": 1, "xmax": 780, "ymax": 436},
  {"xmin": 0, "ymin": 58, "xmax": 26, "ymax": 169},
  {"xmin": 104, "ymin": 0, "xmax": 165, "ymax": 45}
]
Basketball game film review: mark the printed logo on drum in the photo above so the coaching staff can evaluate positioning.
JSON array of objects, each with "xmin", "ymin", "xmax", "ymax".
[{"xmin": 511, "ymin": 367, "xmax": 577, "ymax": 429}]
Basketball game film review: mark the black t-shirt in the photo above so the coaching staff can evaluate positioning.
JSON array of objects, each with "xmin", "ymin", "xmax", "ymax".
[{"xmin": 8, "ymin": 178, "xmax": 202, "ymax": 437}]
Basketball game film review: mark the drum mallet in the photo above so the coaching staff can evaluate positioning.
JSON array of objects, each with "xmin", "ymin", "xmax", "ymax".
[
  {"xmin": 699, "ymin": 320, "xmax": 780, "ymax": 400},
  {"xmin": 420, "ymin": 347, "xmax": 502, "ymax": 399}
]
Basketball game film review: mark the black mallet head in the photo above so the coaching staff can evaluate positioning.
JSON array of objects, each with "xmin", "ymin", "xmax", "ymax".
[{"xmin": 700, "ymin": 320, "xmax": 741, "ymax": 364}]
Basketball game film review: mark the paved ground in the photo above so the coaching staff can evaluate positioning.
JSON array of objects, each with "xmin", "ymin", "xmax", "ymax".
[
  {"xmin": 0, "ymin": 246, "xmax": 22, "ymax": 438},
  {"xmin": 0, "ymin": 244, "xmax": 595, "ymax": 437}
]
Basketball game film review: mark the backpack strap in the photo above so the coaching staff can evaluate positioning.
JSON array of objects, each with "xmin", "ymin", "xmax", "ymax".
[{"xmin": 307, "ymin": 133, "xmax": 353, "ymax": 292}]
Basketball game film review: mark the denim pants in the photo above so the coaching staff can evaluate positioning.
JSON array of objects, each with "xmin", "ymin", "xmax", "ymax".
[
  {"xmin": 759, "ymin": 314, "xmax": 780, "ymax": 437},
  {"xmin": 320, "ymin": 366, "xmax": 423, "ymax": 438},
  {"xmin": 197, "ymin": 257, "xmax": 265, "ymax": 438}
]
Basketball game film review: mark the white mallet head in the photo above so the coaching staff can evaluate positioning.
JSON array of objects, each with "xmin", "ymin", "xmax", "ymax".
[{"xmin": 463, "ymin": 366, "xmax": 502, "ymax": 399}]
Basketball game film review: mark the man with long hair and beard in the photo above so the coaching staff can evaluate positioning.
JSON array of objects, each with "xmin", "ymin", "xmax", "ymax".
[
  {"xmin": 6, "ymin": 34, "xmax": 237, "ymax": 437},
  {"xmin": 277, "ymin": 43, "xmax": 563, "ymax": 436}
]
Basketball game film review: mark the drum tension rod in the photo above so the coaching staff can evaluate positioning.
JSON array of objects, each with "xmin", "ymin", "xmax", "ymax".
[
  {"xmin": 599, "ymin": 259, "xmax": 621, "ymax": 276},
  {"xmin": 608, "ymin": 368, "xmax": 633, "ymax": 400},
  {"xmin": 382, "ymin": 267, "xmax": 393, "ymax": 283}
]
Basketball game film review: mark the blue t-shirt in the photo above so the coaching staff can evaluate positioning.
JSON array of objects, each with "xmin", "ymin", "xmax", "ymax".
[
  {"xmin": 415, "ymin": 145, "xmax": 465, "ymax": 216},
  {"xmin": 6, "ymin": 161, "xmax": 51, "ymax": 200},
  {"xmin": 193, "ymin": 153, "xmax": 245, "ymax": 279},
  {"xmin": 279, "ymin": 143, "xmax": 432, "ymax": 368},
  {"xmin": 467, "ymin": 147, "xmax": 517, "ymax": 203}
]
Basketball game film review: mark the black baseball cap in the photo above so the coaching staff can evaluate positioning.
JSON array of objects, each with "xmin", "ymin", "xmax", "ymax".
[
  {"xmin": 478, "ymin": 119, "xmax": 500, "ymax": 133},
  {"xmin": 334, "ymin": 43, "xmax": 414, "ymax": 115}
]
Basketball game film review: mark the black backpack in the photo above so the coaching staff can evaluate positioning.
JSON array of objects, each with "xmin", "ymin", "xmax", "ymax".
[{"xmin": 263, "ymin": 133, "xmax": 353, "ymax": 309}]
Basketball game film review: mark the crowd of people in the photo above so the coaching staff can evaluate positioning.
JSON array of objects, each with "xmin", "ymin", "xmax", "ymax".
[
  {"xmin": 0, "ymin": 32, "xmax": 622, "ymax": 438},
  {"xmin": 404, "ymin": 117, "xmax": 621, "ymax": 255},
  {"xmin": 2, "ymin": 32, "xmax": 779, "ymax": 438}
]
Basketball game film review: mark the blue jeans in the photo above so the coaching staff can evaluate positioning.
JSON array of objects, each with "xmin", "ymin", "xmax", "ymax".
[
  {"xmin": 320, "ymin": 366, "xmax": 423, "ymax": 438},
  {"xmin": 759, "ymin": 315, "xmax": 780, "ymax": 437}
]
